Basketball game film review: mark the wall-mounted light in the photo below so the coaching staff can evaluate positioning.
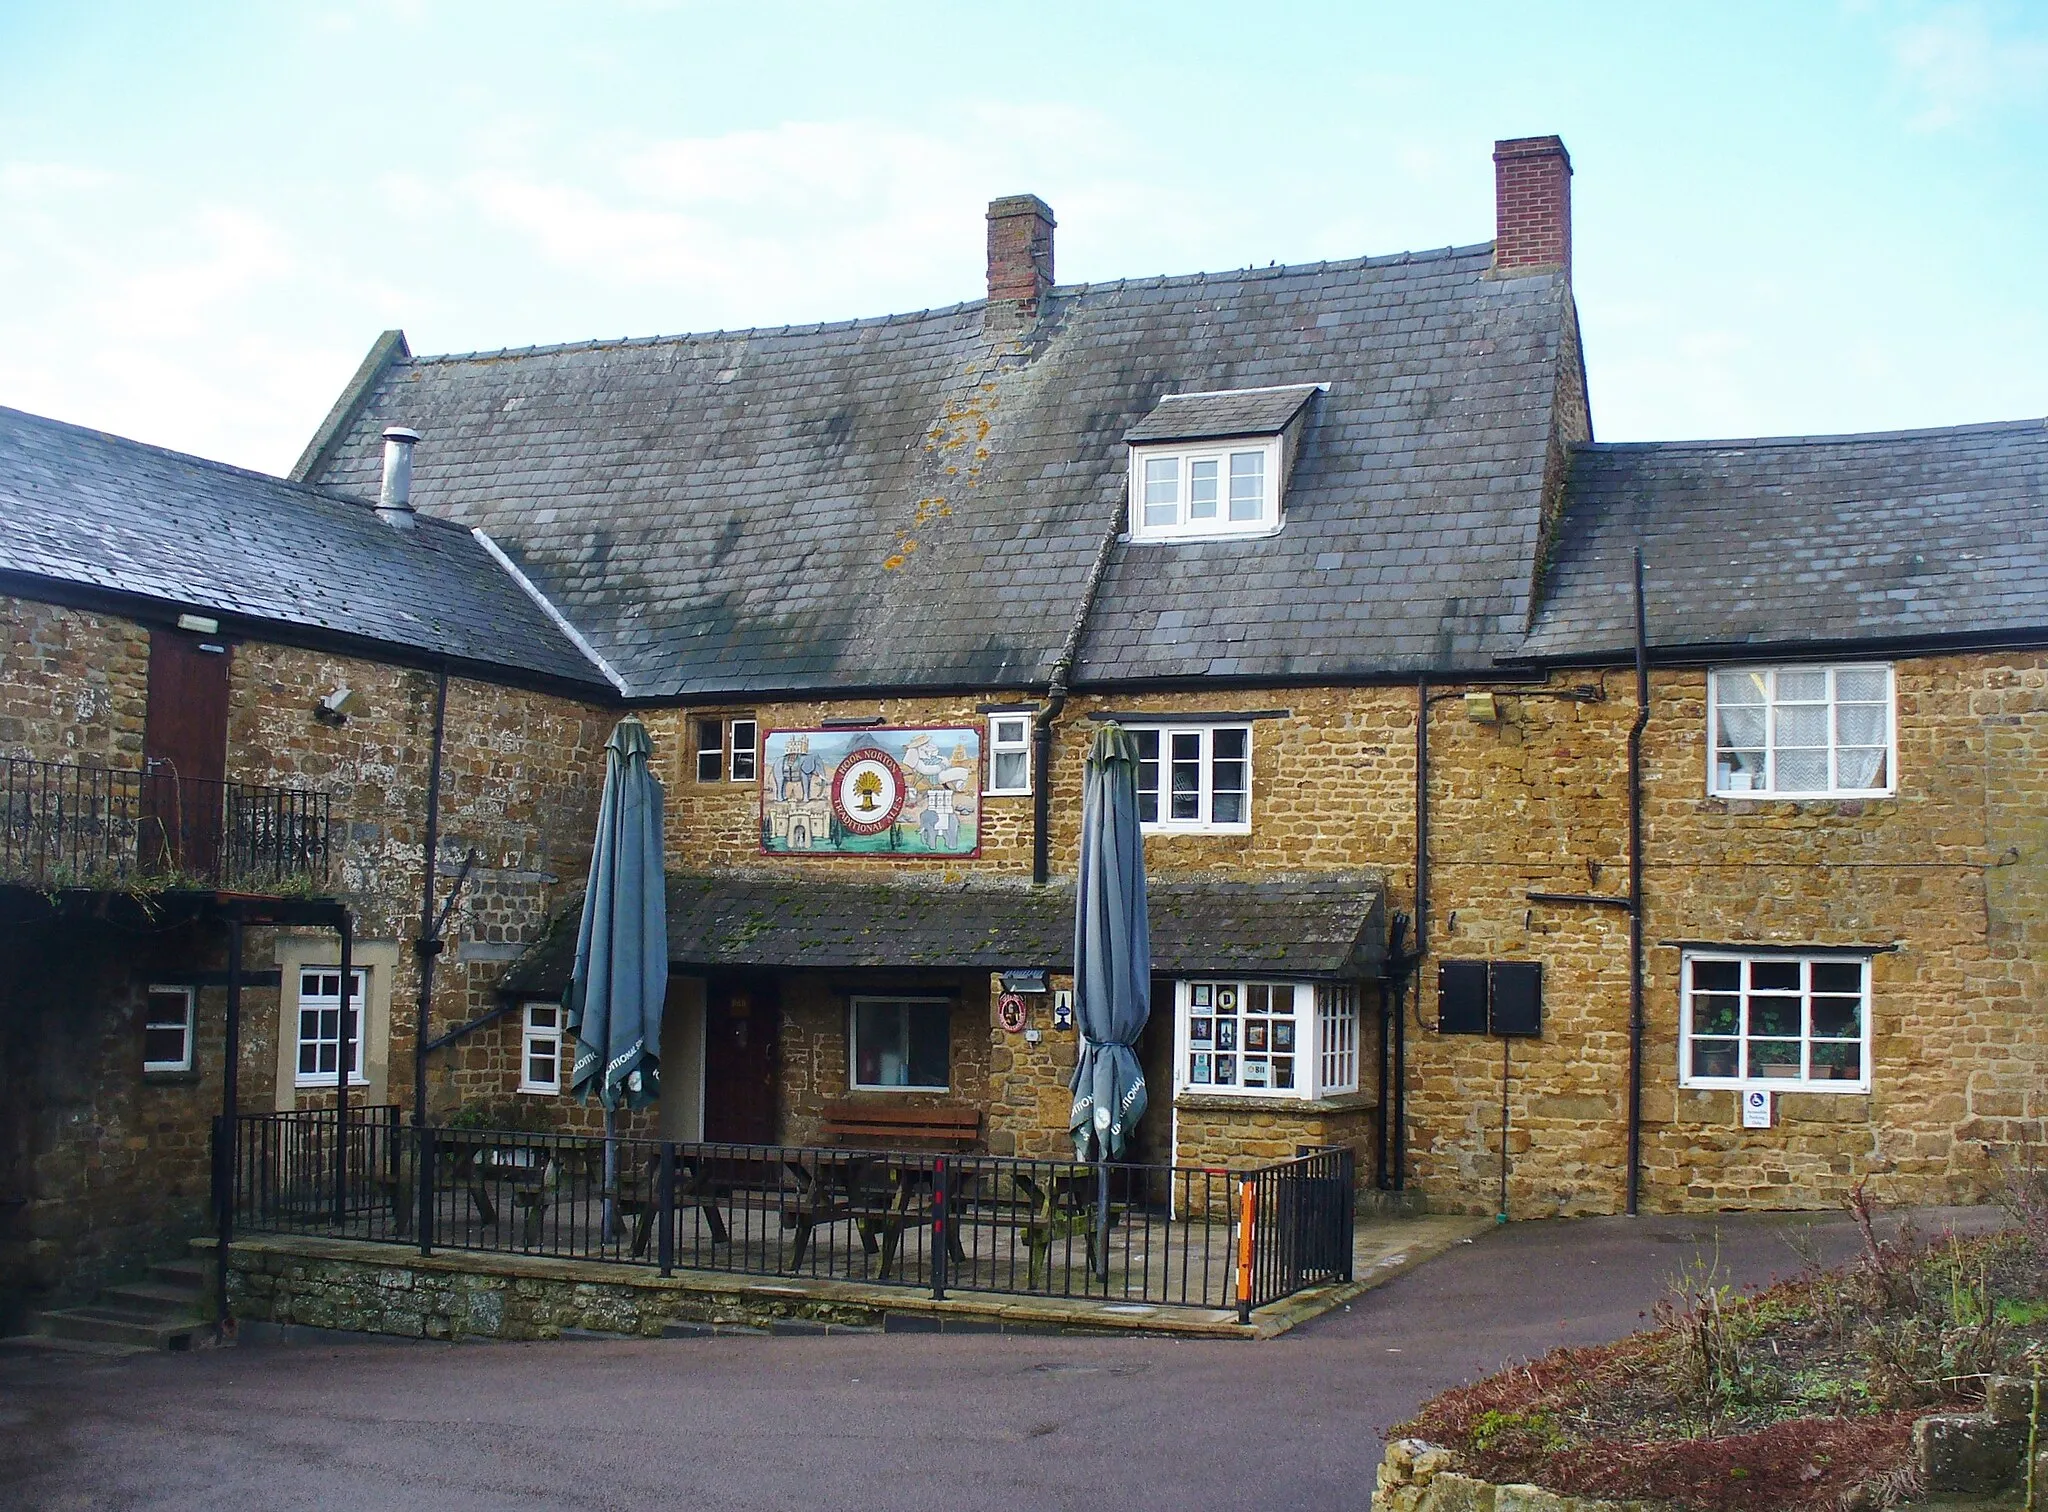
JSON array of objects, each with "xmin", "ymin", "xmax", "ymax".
[
  {"xmin": 1463, "ymin": 692, "xmax": 1500, "ymax": 723},
  {"xmin": 314, "ymin": 685, "xmax": 359, "ymax": 727},
  {"xmin": 176, "ymin": 612, "xmax": 220, "ymax": 635}
]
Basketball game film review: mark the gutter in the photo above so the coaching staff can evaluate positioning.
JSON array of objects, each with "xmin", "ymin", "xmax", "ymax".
[{"xmin": 1032, "ymin": 519, "xmax": 1123, "ymax": 886}]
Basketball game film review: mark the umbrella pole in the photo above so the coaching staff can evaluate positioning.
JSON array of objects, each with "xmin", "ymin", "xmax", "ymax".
[
  {"xmin": 1095, "ymin": 1158, "xmax": 1111, "ymax": 1285},
  {"xmin": 603, "ymin": 1106, "xmax": 619, "ymax": 1241}
]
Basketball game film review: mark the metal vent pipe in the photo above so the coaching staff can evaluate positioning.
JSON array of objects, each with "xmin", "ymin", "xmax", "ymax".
[{"xmin": 378, "ymin": 427, "xmax": 420, "ymax": 527}]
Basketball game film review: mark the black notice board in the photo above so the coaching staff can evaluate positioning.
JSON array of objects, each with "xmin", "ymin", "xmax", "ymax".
[
  {"xmin": 1437, "ymin": 959, "xmax": 1489, "ymax": 1035},
  {"xmin": 1489, "ymin": 960, "xmax": 1543, "ymax": 1038}
]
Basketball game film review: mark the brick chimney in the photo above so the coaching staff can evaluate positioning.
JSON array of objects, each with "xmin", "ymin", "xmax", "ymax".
[
  {"xmin": 986, "ymin": 194, "xmax": 1055, "ymax": 330},
  {"xmin": 1493, "ymin": 136, "xmax": 1571, "ymax": 276}
]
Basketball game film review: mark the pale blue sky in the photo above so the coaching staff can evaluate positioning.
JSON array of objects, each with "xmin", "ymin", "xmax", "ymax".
[{"xmin": 2, "ymin": 1, "xmax": 2044, "ymax": 476}]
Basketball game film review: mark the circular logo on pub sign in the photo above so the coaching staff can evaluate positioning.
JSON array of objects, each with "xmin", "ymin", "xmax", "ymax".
[{"xmin": 830, "ymin": 749, "xmax": 906, "ymax": 835}]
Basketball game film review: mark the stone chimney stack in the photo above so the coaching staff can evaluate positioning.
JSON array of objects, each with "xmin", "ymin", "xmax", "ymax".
[
  {"xmin": 1492, "ymin": 136, "xmax": 1572, "ymax": 276},
  {"xmin": 985, "ymin": 194, "xmax": 1055, "ymax": 330}
]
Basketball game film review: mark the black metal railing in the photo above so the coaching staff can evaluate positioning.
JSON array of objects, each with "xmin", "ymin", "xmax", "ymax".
[
  {"xmin": 220, "ymin": 1112, "xmax": 1358, "ymax": 1314},
  {"xmin": 0, "ymin": 756, "xmax": 333, "ymax": 892}
]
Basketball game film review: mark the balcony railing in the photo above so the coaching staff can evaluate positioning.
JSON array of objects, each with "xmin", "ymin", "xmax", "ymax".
[{"xmin": 0, "ymin": 756, "xmax": 334, "ymax": 894}]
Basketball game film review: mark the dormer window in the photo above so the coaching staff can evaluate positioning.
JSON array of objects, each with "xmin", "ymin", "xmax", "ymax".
[
  {"xmin": 1132, "ymin": 441, "xmax": 1279, "ymax": 539},
  {"xmin": 1124, "ymin": 383, "xmax": 1321, "ymax": 544}
]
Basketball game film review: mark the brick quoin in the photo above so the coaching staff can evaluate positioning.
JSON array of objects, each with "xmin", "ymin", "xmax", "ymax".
[{"xmin": 1494, "ymin": 134, "xmax": 1572, "ymax": 275}]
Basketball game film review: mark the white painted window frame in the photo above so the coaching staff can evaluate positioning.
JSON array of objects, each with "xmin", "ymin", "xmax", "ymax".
[
  {"xmin": 519, "ymin": 1002, "xmax": 564, "ymax": 1095},
  {"xmin": 985, "ymin": 713, "xmax": 1033, "ymax": 796},
  {"xmin": 293, "ymin": 967, "xmax": 369, "ymax": 1089},
  {"xmin": 1127, "ymin": 436, "xmax": 1283, "ymax": 542},
  {"xmin": 1171, "ymin": 979, "xmax": 1358, "ymax": 1101},
  {"xmin": 729, "ymin": 718, "xmax": 759, "ymax": 784},
  {"xmin": 848, "ymin": 995, "xmax": 952, "ymax": 1093},
  {"xmin": 1132, "ymin": 724, "xmax": 1252, "ymax": 834},
  {"xmin": 1706, "ymin": 664, "xmax": 1896, "ymax": 799},
  {"xmin": 1678, "ymin": 950, "xmax": 1872, "ymax": 1094},
  {"xmin": 144, "ymin": 984, "xmax": 196, "ymax": 1073}
]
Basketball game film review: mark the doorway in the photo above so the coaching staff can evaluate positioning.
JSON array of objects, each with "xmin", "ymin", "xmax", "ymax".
[
  {"xmin": 1127, "ymin": 978, "xmax": 1178, "ymax": 1167},
  {"xmin": 657, "ymin": 976, "xmax": 706, "ymax": 1144},
  {"xmin": 702, "ymin": 976, "xmax": 779, "ymax": 1145},
  {"xmin": 142, "ymin": 629, "xmax": 231, "ymax": 874}
]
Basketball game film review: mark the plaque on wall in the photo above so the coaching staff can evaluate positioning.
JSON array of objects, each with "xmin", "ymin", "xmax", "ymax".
[{"xmin": 761, "ymin": 726, "xmax": 981, "ymax": 857}]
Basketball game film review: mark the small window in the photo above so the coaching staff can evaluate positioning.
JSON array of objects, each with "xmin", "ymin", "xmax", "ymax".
[
  {"xmin": 1709, "ymin": 665, "xmax": 1894, "ymax": 798},
  {"xmin": 294, "ymin": 967, "xmax": 368, "ymax": 1088},
  {"xmin": 144, "ymin": 985, "xmax": 195, "ymax": 1073},
  {"xmin": 697, "ymin": 716, "xmax": 759, "ymax": 784},
  {"xmin": 986, "ymin": 714, "xmax": 1032, "ymax": 796},
  {"xmin": 1132, "ymin": 725, "xmax": 1251, "ymax": 832},
  {"xmin": 1128, "ymin": 439, "xmax": 1281, "ymax": 541},
  {"xmin": 1680, "ymin": 952, "xmax": 1871, "ymax": 1093},
  {"xmin": 520, "ymin": 1003, "xmax": 563, "ymax": 1094},
  {"xmin": 1175, "ymin": 979, "xmax": 1357, "ymax": 1100},
  {"xmin": 695, "ymin": 718, "xmax": 725, "ymax": 783},
  {"xmin": 729, "ymin": 719, "xmax": 759, "ymax": 784},
  {"xmin": 850, "ymin": 997, "xmax": 951, "ymax": 1092}
]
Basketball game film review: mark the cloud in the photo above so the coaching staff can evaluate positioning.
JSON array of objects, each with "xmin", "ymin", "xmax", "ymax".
[{"xmin": 1891, "ymin": 3, "xmax": 2048, "ymax": 129}]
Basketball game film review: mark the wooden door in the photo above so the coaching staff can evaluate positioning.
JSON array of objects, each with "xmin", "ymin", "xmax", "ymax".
[
  {"xmin": 702, "ymin": 977, "xmax": 779, "ymax": 1145},
  {"xmin": 1128, "ymin": 977, "xmax": 1178, "ymax": 1166},
  {"xmin": 142, "ymin": 630, "xmax": 232, "ymax": 875}
]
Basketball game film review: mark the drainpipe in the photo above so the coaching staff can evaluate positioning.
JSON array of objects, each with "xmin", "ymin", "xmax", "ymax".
[
  {"xmin": 1031, "ymin": 520, "xmax": 1122, "ymax": 886},
  {"xmin": 413, "ymin": 666, "xmax": 450, "ymax": 1128},
  {"xmin": 214, "ymin": 906, "xmax": 243, "ymax": 1337},
  {"xmin": 1624, "ymin": 548, "xmax": 1649, "ymax": 1216},
  {"xmin": 1392, "ymin": 678, "xmax": 1432, "ymax": 1190}
]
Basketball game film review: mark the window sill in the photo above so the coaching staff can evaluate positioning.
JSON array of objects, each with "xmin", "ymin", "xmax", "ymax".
[
  {"xmin": 516, "ymin": 1085, "xmax": 561, "ymax": 1097},
  {"xmin": 143, "ymin": 1069, "xmax": 200, "ymax": 1085},
  {"xmin": 847, "ymin": 1086, "xmax": 952, "ymax": 1097},
  {"xmin": 983, "ymin": 789, "xmax": 1032, "ymax": 799},
  {"xmin": 1174, "ymin": 1089, "xmax": 1376, "ymax": 1116},
  {"xmin": 1142, "ymin": 825, "xmax": 1252, "ymax": 838},
  {"xmin": 1681, "ymin": 1081, "xmax": 1870, "ymax": 1097}
]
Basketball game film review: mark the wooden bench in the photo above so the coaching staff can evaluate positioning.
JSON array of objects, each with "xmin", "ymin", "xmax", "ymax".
[{"xmin": 818, "ymin": 1103, "xmax": 982, "ymax": 1151}]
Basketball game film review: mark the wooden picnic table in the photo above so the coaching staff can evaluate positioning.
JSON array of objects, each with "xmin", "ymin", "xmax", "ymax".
[{"xmin": 1006, "ymin": 1164, "xmax": 1125, "ymax": 1290}]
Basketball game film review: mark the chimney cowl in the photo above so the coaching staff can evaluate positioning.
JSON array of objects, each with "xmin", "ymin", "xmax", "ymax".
[
  {"xmin": 377, "ymin": 426, "xmax": 420, "ymax": 528},
  {"xmin": 1492, "ymin": 135, "xmax": 1572, "ymax": 277},
  {"xmin": 985, "ymin": 194, "xmax": 1055, "ymax": 332}
]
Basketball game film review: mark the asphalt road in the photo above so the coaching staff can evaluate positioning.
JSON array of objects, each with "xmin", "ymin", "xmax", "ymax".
[{"xmin": 0, "ymin": 1206, "xmax": 1999, "ymax": 1512}]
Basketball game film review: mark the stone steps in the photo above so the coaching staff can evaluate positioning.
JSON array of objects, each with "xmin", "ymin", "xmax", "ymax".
[
  {"xmin": 0, "ymin": 1332, "xmax": 151, "ymax": 1360},
  {"xmin": 12, "ymin": 1253, "xmax": 212, "ymax": 1354}
]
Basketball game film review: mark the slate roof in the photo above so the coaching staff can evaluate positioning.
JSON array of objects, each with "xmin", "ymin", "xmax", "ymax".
[
  {"xmin": 497, "ymin": 870, "xmax": 1386, "ymax": 995},
  {"xmin": 1525, "ymin": 420, "xmax": 2048, "ymax": 660},
  {"xmin": 302, "ymin": 246, "xmax": 1576, "ymax": 696},
  {"xmin": 1123, "ymin": 384, "xmax": 1322, "ymax": 444},
  {"xmin": 0, "ymin": 406, "xmax": 615, "ymax": 691}
]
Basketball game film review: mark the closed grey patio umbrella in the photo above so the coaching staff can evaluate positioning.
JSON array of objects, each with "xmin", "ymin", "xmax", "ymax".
[
  {"xmin": 567, "ymin": 717, "xmax": 668, "ymax": 1228},
  {"xmin": 1068, "ymin": 722, "xmax": 1150, "ymax": 1164}
]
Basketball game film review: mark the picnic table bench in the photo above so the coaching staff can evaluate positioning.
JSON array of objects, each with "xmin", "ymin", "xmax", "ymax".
[{"xmin": 818, "ymin": 1103, "xmax": 982, "ymax": 1151}]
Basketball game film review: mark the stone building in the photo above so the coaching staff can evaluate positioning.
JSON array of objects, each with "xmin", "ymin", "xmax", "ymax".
[{"xmin": 2, "ymin": 134, "xmax": 2043, "ymax": 1320}]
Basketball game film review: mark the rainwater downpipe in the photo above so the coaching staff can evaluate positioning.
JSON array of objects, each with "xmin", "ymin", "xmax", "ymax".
[
  {"xmin": 1031, "ymin": 520, "xmax": 1122, "ymax": 887},
  {"xmin": 1394, "ymin": 676, "xmax": 1430, "ymax": 1190},
  {"xmin": 413, "ymin": 665, "xmax": 450, "ymax": 1128},
  {"xmin": 1624, "ymin": 548, "xmax": 1649, "ymax": 1217}
]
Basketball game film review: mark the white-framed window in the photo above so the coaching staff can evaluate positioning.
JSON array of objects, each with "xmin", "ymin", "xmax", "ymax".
[
  {"xmin": 1172, "ymin": 980, "xmax": 1360, "ymax": 1100},
  {"xmin": 1132, "ymin": 725, "xmax": 1251, "ymax": 832},
  {"xmin": 729, "ymin": 719, "xmax": 759, "ymax": 783},
  {"xmin": 1708, "ymin": 664, "xmax": 1894, "ymax": 798},
  {"xmin": 696, "ymin": 716, "xmax": 759, "ymax": 783},
  {"xmin": 294, "ymin": 967, "xmax": 368, "ymax": 1088},
  {"xmin": 986, "ymin": 713, "xmax": 1032, "ymax": 796},
  {"xmin": 1127, "ymin": 438, "xmax": 1282, "ymax": 541},
  {"xmin": 850, "ymin": 996, "xmax": 951, "ymax": 1092},
  {"xmin": 520, "ymin": 1002, "xmax": 563, "ymax": 1094},
  {"xmin": 1679, "ymin": 951, "xmax": 1871, "ymax": 1093},
  {"xmin": 144, "ymin": 985, "xmax": 195, "ymax": 1073}
]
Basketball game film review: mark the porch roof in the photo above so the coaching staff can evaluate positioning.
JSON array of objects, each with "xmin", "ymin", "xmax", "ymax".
[{"xmin": 498, "ymin": 869, "xmax": 1386, "ymax": 997}]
